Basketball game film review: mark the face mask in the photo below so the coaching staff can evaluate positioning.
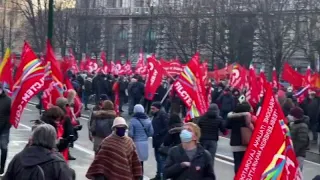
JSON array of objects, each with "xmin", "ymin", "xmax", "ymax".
[
  {"xmin": 115, "ymin": 127, "xmax": 126, "ymax": 137},
  {"xmin": 180, "ymin": 129, "xmax": 193, "ymax": 143}
]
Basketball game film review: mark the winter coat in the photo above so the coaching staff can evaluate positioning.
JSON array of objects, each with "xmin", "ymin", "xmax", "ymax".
[
  {"xmin": 84, "ymin": 78, "xmax": 92, "ymax": 94},
  {"xmin": 163, "ymin": 124, "xmax": 183, "ymax": 147},
  {"xmin": 217, "ymin": 93, "xmax": 235, "ymax": 113},
  {"xmin": 226, "ymin": 112, "xmax": 253, "ymax": 151},
  {"xmin": 154, "ymin": 85, "xmax": 167, "ymax": 102},
  {"xmin": 129, "ymin": 112, "xmax": 154, "ymax": 161},
  {"xmin": 0, "ymin": 92, "xmax": 11, "ymax": 133},
  {"xmin": 164, "ymin": 144, "xmax": 216, "ymax": 180},
  {"xmin": 3, "ymin": 146, "xmax": 74, "ymax": 180},
  {"xmin": 289, "ymin": 116, "xmax": 310, "ymax": 157},
  {"xmin": 90, "ymin": 109, "xmax": 117, "ymax": 152},
  {"xmin": 129, "ymin": 81, "xmax": 144, "ymax": 100},
  {"xmin": 301, "ymin": 98, "xmax": 320, "ymax": 126},
  {"xmin": 129, "ymin": 112, "xmax": 154, "ymax": 142},
  {"xmin": 197, "ymin": 108, "xmax": 226, "ymax": 141},
  {"xmin": 152, "ymin": 110, "xmax": 169, "ymax": 148}
]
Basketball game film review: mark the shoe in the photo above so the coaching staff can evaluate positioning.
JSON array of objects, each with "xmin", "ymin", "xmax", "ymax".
[
  {"xmin": 150, "ymin": 176, "xmax": 161, "ymax": 180},
  {"xmin": 68, "ymin": 154, "xmax": 76, "ymax": 160}
]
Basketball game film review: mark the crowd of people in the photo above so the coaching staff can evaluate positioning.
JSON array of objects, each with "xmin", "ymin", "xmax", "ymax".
[{"xmin": 0, "ymin": 69, "xmax": 320, "ymax": 179}]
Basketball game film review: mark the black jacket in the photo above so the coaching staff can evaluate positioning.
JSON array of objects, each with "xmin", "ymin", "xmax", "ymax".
[
  {"xmin": 226, "ymin": 112, "xmax": 248, "ymax": 146},
  {"xmin": 163, "ymin": 125, "xmax": 183, "ymax": 147},
  {"xmin": 198, "ymin": 113, "xmax": 226, "ymax": 141},
  {"xmin": 152, "ymin": 110, "xmax": 169, "ymax": 148},
  {"xmin": 3, "ymin": 146, "xmax": 73, "ymax": 180},
  {"xmin": 217, "ymin": 93, "xmax": 235, "ymax": 113},
  {"xmin": 290, "ymin": 116, "xmax": 310, "ymax": 157},
  {"xmin": 164, "ymin": 144, "xmax": 215, "ymax": 180},
  {"xmin": 0, "ymin": 92, "xmax": 11, "ymax": 133}
]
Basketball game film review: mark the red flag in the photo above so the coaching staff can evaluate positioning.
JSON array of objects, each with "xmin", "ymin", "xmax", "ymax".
[
  {"xmin": 11, "ymin": 42, "xmax": 45, "ymax": 128},
  {"xmin": 258, "ymin": 68, "xmax": 267, "ymax": 97},
  {"xmin": 229, "ymin": 64, "xmax": 246, "ymax": 89},
  {"xmin": 144, "ymin": 56, "xmax": 165, "ymax": 100},
  {"xmin": 0, "ymin": 49, "xmax": 13, "ymax": 92},
  {"xmin": 42, "ymin": 41, "xmax": 65, "ymax": 110},
  {"xmin": 121, "ymin": 60, "xmax": 133, "ymax": 75},
  {"xmin": 303, "ymin": 65, "xmax": 311, "ymax": 86},
  {"xmin": 112, "ymin": 82, "xmax": 120, "ymax": 115},
  {"xmin": 135, "ymin": 50, "xmax": 147, "ymax": 75},
  {"xmin": 282, "ymin": 63, "xmax": 303, "ymax": 87},
  {"xmin": 68, "ymin": 49, "xmax": 79, "ymax": 74},
  {"xmin": 272, "ymin": 67, "xmax": 279, "ymax": 89},
  {"xmin": 160, "ymin": 59, "xmax": 183, "ymax": 76},
  {"xmin": 235, "ymin": 83, "xmax": 302, "ymax": 180},
  {"xmin": 246, "ymin": 64, "xmax": 260, "ymax": 109}
]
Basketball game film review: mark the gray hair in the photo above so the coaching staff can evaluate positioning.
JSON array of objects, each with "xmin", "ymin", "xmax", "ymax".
[{"xmin": 31, "ymin": 124, "xmax": 57, "ymax": 149}]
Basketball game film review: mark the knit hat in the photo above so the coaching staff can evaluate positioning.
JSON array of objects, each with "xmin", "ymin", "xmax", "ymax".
[
  {"xmin": 134, "ymin": 104, "xmax": 145, "ymax": 113},
  {"xmin": 313, "ymin": 175, "xmax": 320, "ymax": 180},
  {"xmin": 112, "ymin": 117, "xmax": 128, "ymax": 129},
  {"xmin": 102, "ymin": 100, "xmax": 114, "ymax": 110},
  {"xmin": 289, "ymin": 107, "xmax": 304, "ymax": 119},
  {"xmin": 151, "ymin": 101, "xmax": 162, "ymax": 110},
  {"xmin": 99, "ymin": 94, "xmax": 108, "ymax": 101}
]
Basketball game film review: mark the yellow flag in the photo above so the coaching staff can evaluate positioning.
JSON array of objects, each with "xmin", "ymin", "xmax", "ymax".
[{"xmin": 0, "ymin": 48, "xmax": 11, "ymax": 76}]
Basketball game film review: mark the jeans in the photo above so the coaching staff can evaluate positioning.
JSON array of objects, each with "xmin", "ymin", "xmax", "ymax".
[
  {"xmin": 200, "ymin": 140, "xmax": 217, "ymax": 167},
  {"xmin": 233, "ymin": 151, "xmax": 245, "ymax": 174},
  {"xmin": 154, "ymin": 148, "xmax": 165, "ymax": 178},
  {"xmin": 311, "ymin": 125, "xmax": 318, "ymax": 141},
  {"xmin": 297, "ymin": 156, "xmax": 304, "ymax": 171}
]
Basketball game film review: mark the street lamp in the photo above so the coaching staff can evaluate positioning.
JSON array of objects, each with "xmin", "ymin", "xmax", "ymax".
[{"xmin": 48, "ymin": 0, "xmax": 54, "ymax": 42}]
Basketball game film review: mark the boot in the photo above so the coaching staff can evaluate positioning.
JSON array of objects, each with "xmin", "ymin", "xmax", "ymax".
[
  {"xmin": 0, "ymin": 149, "xmax": 8, "ymax": 174},
  {"xmin": 68, "ymin": 151, "xmax": 76, "ymax": 160}
]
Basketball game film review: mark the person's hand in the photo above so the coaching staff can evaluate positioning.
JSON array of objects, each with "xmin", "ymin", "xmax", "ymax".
[{"xmin": 181, "ymin": 162, "xmax": 191, "ymax": 167}]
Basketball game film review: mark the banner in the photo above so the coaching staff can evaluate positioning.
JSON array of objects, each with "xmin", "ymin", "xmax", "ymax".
[
  {"xmin": 10, "ymin": 42, "xmax": 45, "ymax": 128},
  {"xmin": 282, "ymin": 63, "xmax": 303, "ymax": 87},
  {"xmin": 235, "ymin": 83, "xmax": 302, "ymax": 180},
  {"xmin": 160, "ymin": 59, "xmax": 183, "ymax": 76},
  {"xmin": 144, "ymin": 56, "xmax": 165, "ymax": 100}
]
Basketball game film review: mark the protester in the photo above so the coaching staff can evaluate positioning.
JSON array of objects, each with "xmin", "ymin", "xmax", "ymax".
[
  {"xmin": 55, "ymin": 97, "xmax": 75, "ymax": 161},
  {"xmin": 301, "ymin": 91, "xmax": 319, "ymax": 144},
  {"xmin": 0, "ymin": 83, "xmax": 11, "ymax": 174},
  {"xmin": 129, "ymin": 104, "xmax": 154, "ymax": 176},
  {"xmin": 227, "ymin": 102, "xmax": 254, "ymax": 174},
  {"xmin": 89, "ymin": 100, "xmax": 117, "ymax": 153},
  {"xmin": 150, "ymin": 101, "xmax": 169, "ymax": 180},
  {"xmin": 40, "ymin": 106, "xmax": 71, "ymax": 153},
  {"xmin": 161, "ymin": 113, "xmax": 183, "ymax": 156},
  {"xmin": 86, "ymin": 117, "xmax": 143, "ymax": 180},
  {"xmin": 288, "ymin": 107, "xmax": 310, "ymax": 170},
  {"xmin": 281, "ymin": 98, "xmax": 295, "ymax": 116},
  {"xmin": 4, "ymin": 124, "xmax": 74, "ymax": 180},
  {"xmin": 217, "ymin": 88, "xmax": 236, "ymax": 120},
  {"xmin": 84, "ymin": 76, "xmax": 93, "ymax": 110},
  {"xmin": 88, "ymin": 94, "xmax": 109, "ymax": 141},
  {"xmin": 197, "ymin": 103, "xmax": 227, "ymax": 165},
  {"xmin": 128, "ymin": 76, "xmax": 144, "ymax": 115},
  {"xmin": 164, "ymin": 122, "xmax": 216, "ymax": 180}
]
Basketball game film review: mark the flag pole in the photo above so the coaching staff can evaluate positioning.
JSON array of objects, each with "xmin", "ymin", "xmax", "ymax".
[
  {"xmin": 48, "ymin": 0, "xmax": 54, "ymax": 43},
  {"xmin": 160, "ymin": 84, "xmax": 173, "ymax": 104}
]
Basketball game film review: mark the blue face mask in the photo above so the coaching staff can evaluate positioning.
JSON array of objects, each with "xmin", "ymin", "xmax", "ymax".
[{"xmin": 180, "ymin": 129, "xmax": 193, "ymax": 143}]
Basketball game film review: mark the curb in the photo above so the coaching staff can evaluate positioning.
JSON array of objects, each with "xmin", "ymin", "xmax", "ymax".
[{"xmin": 215, "ymin": 153, "xmax": 234, "ymax": 163}]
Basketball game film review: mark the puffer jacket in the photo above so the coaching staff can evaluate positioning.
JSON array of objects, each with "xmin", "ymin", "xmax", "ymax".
[
  {"xmin": 289, "ymin": 116, "xmax": 310, "ymax": 157},
  {"xmin": 164, "ymin": 144, "xmax": 216, "ymax": 180}
]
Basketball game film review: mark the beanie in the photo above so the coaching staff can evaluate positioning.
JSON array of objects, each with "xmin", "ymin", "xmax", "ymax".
[
  {"xmin": 151, "ymin": 101, "xmax": 162, "ymax": 110},
  {"xmin": 134, "ymin": 104, "xmax": 145, "ymax": 113},
  {"xmin": 289, "ymin": 107, "xmax": 304, "ymax": 119}
]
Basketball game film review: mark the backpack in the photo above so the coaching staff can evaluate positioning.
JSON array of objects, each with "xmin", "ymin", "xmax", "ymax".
[{"xmin": 94, "ymin": 119, "xmax": 113, "ymax": 138}]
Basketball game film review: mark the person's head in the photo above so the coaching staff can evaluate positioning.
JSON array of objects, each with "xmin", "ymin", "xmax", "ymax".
[
  {"xmin": 168, "ymin": 113, "xmax": 182, "ymax": 127},
  {"xmin": 41, "ymin": 106, "xmax": 64, "ymax": 123},
  {"xmin": 102, "ymin": 100, "xmax": 114, "ymax": 111},
  {"xmin": 134, "ymin": 104, "xmax": 145, "ymax": 114},
  {"xmin": 98, "ymin": 94, "xmax": 109, "ymax": 106},
  {"xmin": 289, "ymin": 107, "xmax": 304, "ymax": 120},
  {"xmin": 281, "ymin": 98, "xmax": 295, "ymax": 110},
  {"xmin": 30, "ymin": 124, "xmax": 57, "ymax": 150},
  {"xmin": 180, "ymin": 122, "xmax": 201, "ymax": 145},
  {"xmin": 151, "ymin": 102, "xmax": 162, "ymax": 115},
  {"xmin": 112, "ymin": 117, "xmax": 128, "ymax": 137},
  {"xmin": 234, "ymin": 101, "xmax": 252, "ymax": 113},
  {"xmin": 207, "ymin": 103, "xmax": 220, "ymax": 117},
  {"xmin": 56, "ymin": 97, "xmax": 69, "ymax": 110},
  {"xmin": 309, "ymin": 91, "xmax": 316, "ymax": 99},
  {"xmin": 67, "ymin": 89, "xmax": 77, "ymax": 103}
]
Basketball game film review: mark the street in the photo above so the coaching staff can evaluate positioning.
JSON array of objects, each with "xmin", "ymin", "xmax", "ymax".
[{"xmin": 3, "ymin": 102, "xmax": 320, "ymax": 180}]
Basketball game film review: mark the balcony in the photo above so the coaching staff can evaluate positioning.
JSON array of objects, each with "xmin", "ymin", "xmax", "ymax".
[{"xmin": 67, "ymin": 7, "xmax": 154, "ymax": 18}]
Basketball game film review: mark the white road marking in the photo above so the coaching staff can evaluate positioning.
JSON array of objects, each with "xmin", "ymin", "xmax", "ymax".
[
  {"xmin": 215, "ymin": 156, "xmax": 234, "ymax": 166},
  {"xmin": 24, "ymin": 108, "xmax": 32, "ymax": 111}
]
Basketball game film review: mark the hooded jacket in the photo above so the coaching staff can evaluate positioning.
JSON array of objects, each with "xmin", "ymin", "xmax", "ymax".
[
  {"xmin": 0, "ymin": 92, "xmax": 11, "ymax": 133},
  {"xmin": 3, "ymin": 146, "xmax": 73, "ymax": 180},
  {"xmin": 163, "ymin": 124, "xmax": 183, "ymax": 147},
  {"xmin": 197, "ymin": 104, "xmax": 226, "ymax": 141},
  {"xmin": 90, "ymin": 110, "xmax": 117, "ymax": 138}
]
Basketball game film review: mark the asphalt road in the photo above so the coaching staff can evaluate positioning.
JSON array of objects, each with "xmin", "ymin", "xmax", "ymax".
[{"xmin": 4, "ymin": 102, "xmax": 320, "ymax": 180}]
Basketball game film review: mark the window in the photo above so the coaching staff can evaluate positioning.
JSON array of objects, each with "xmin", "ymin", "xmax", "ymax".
[{"xmin": 119, "ymin": 29, "xmax": 128, "ymax": 40}]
